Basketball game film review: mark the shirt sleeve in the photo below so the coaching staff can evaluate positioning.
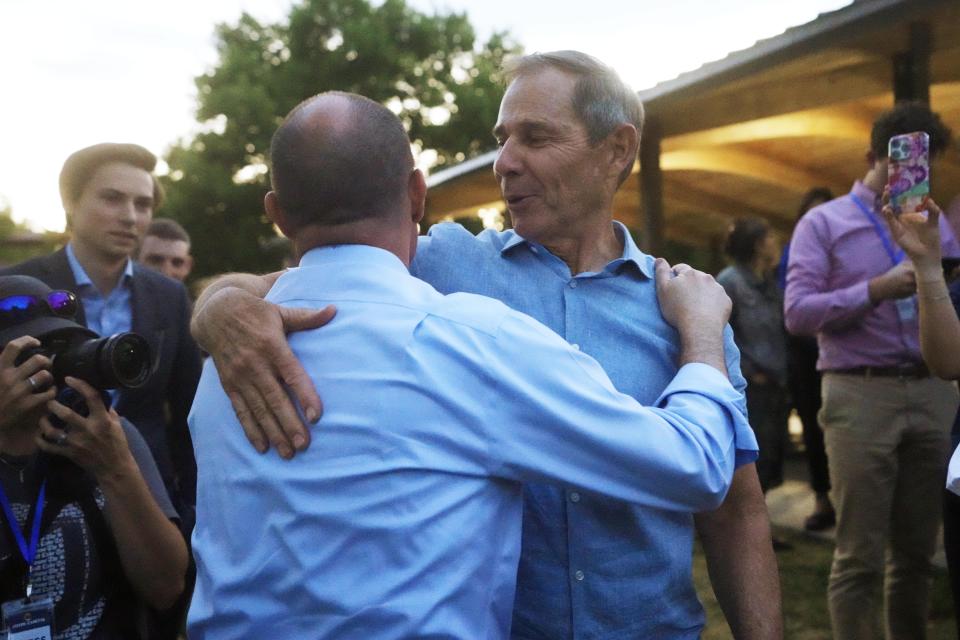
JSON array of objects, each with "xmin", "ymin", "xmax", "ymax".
[
  {"xmin": 784, "ymin": 210, "xmax": 874, "ymax": 336},
  {"xmin": 721, "ymin": 323, "xmax": 756, "ymax": 468},
  {"xmin": 120, "ymin": 417, "xmax": 179, "ymax": 522},
  {"xmin": 480, "ymin": 311, "xmax": 753, "ymax": 513}
]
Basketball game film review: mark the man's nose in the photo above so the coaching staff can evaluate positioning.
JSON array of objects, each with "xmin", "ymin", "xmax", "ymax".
[
  {"xmin": 493, "ymin": 138, "xmax": 521, "ymax": 179},
  {"xmin": 118, "ymin": 200, "xmax": 137, "ymax": 224}
]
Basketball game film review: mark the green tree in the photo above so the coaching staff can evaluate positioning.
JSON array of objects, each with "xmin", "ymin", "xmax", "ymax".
[
  {"xmin": 0, "ymin": 199, "xmax": 65, "ymax": 267},
  {"xmin": 161, "ymin": 0, "xmax": 518, "ymax": 279}
]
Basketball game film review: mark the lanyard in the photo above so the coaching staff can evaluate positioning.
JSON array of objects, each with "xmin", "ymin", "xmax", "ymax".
[
  {"xmin": 851, "ymin": 193, "xmax": 904, "ymax": 266},
  {"xmin": 0, "ymin": 478, "xmax": 47, "ymax": 597}
]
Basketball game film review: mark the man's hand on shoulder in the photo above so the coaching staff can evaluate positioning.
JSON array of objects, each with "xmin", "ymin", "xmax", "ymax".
[
  {"xmin": 191, "ymin": 273, "xmax": 336, "ymax": 458},
  {"xmin": 654, "ymin": 258, "xmax": 731, "ymax": 377}
]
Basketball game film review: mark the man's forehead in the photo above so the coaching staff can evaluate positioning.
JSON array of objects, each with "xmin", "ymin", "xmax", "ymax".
[
  {"xmin": 141, "ymin": 236, "xmax": 189, "ymax": 256},
  {"xmin": 88, "ymin": 162, "xmax": 154, "ymax": 194},
  {"xmin": 492, "ymin": 115, "xmax": 562, "ymax": 137},
  {"xmin": 497, "ymin": 71, "xmax": 577, "ymax": 125}
]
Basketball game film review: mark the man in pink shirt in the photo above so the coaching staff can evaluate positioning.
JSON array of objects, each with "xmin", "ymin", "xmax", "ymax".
[{"xmin": 785, "ymin": 102, "xmax": 959, "ymax": 639}]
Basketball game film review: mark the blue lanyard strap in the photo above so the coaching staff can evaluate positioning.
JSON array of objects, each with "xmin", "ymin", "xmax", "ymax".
[
  {"xmin": 851, "ymin": 193, "xmax": 904, "ymax": 266},
  {"xmin": 0, "ymin": 478, "xmax": 47, "ymax": 578}
]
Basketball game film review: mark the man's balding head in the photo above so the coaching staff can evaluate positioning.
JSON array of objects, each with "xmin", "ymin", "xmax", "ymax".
[{"xmin": 269, "ymin": 92, "xmax": 415, "ymax": 230}]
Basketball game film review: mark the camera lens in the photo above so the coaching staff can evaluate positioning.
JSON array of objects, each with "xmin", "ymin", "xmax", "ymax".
[
  {"xmin": 55, "ymin": 332, "xmax": 152, "ymax": 389},
  {"xmin": 100, "ymin": 333, "xmax": 151, "ymax": 389}
]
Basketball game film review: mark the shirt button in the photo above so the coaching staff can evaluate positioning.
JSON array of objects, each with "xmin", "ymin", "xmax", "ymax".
[
  {"xmin": 571, "ymin": 344, "xmax": 580, "ymax": 351},
  {"xmin": 569, "ymin": 280, "xmax": 578, "ymax": 288},
  {"xmin": 574, "ymin": 570, "xmax": 585, "ymax": 581},
  {"xmin": 569, "ymin": 491, "xmax": 581, "ymax": 503},
  {"xmin": 529, "ymin": 245, "xmax": 539, "ymax": 254}
]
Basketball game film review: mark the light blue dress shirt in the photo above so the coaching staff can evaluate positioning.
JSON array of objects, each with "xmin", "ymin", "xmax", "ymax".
[
  {"xmin": 188, "ymin": 244, "xmax": 752, "ymax": 639},
  {"xmin": 65, "ymin": 242, "xmax": 134, "ymax": 338},
  {"xmin": 411, "ymin": 222, "xmax": 758, "ymax": 639},
  {"xmin": 65, "ymin": 243, "xmax": 133, "ymax": 404}
]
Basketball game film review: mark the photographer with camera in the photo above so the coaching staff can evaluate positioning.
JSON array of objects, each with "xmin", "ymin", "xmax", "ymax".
[{"xmin": 0, "ymin": 275, "xmax": 187, "ymax": 639}]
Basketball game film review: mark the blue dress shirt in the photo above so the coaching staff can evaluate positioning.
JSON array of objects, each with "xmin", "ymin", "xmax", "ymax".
[
  {"xmin": 411, "ymin": 222, "xmax": 757, "ymax": 639},
  {"xmin": 188, "ymin": 244, "xmax": 753, "ymax": 640},
  {"xmin": 65, "ymin": 243, "xmax": 133, "ymax": 404},
  {"xmin": 65, "ymin": 242, "xmax": 134, "ymax": 338}
]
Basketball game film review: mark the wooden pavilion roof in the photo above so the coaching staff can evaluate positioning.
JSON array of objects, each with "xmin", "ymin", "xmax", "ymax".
[{"xmin": 424, "ymin": 0, "xmax": 960, "ymax": 251}]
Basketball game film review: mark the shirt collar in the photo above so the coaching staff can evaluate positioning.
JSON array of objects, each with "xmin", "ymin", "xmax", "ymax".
[
  {"xmin": 498, "ymin": 221, "xmax": 653, "ymax": 279},
  {"xmin": 851, "ymin": 180, "xmax": 880, "ymax": 210},
  {"xmin": 65, "ymin": 243, "xmax": 134, "ymax": 291},
  {"xmin": 299, "ymin": 244, "xmax": 409, "ymax": 274}
]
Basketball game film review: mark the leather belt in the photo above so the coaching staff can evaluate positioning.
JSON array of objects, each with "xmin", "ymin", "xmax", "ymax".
[{"xmin": 827, "ymin": 363, "xmax": 930, "ymax": 379}]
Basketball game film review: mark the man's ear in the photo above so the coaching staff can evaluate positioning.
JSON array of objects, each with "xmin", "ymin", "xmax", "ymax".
[
  {"xmin": 606, "ymin": 123, "xmax": 639, "ymax": 181},
  {"xmin": 265, "ymin": 191, "xmax": 292, "ymax": 236},
  {"xmin": 408, "ymin": 169, "xmax": 427, "ymax": 225}
]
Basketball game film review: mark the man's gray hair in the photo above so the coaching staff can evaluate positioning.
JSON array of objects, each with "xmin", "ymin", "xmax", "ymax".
[{"xmin": 504, "ymin": 50, "xmax": 644, "ymax": 184}]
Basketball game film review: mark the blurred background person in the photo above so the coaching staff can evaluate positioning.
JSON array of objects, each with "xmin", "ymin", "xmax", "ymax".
[
  {"xmin": 138, "ymin": 218, "xmax": 193, "ymax": 283},
  {"xmin": 777, "ymin": 187, "xmax": 836, "ymax": 532},
  {"xmin": 718, "ymin": 217, "xmax": 790, "ymax": 549},
  {"xmin": 0, "ymin": 275, "xmax": 187, "ymax": 639}
]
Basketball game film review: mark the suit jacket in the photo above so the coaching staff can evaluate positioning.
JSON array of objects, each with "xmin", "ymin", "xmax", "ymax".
[{"xmin": 0, "ymin": 248, "xmax": 203, "ymax": 519}]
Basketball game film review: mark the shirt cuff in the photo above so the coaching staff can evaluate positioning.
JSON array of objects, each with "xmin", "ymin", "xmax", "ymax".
[
  {"xmin": 849, "ymin": 279, "xmax": 876, "ymax": 309},
  {"xmin": 657, "ymin": 363, "xmax": 759, "ymax": 467}
]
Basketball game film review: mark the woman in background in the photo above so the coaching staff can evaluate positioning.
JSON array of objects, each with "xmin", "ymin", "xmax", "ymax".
[
  {"xmin": 883, "ymin": 194, "xmax": 960, "ymax": 638},
  {"xmin": 718, "ymin": 218, "xmax": 790, "ymax": 549}
]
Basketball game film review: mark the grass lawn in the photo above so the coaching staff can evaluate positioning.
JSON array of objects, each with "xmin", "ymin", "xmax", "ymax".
[{"xmin": 693, "ymin": 527, "xmax": 957, "ymax": 639}]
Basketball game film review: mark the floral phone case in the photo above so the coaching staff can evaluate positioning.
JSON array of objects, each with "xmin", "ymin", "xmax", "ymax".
[{"xmin": 887, "ymin": 131, "xmax": 930, "ymax": 215}]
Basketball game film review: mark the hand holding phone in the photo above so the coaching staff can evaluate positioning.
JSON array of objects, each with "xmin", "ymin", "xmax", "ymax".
[{"xmin": 888, "ymin": 131, "xmax": 930, "ymax": 215}]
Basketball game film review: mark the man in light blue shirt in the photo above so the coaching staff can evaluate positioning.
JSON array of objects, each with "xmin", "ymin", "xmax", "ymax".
[{"xmin": 188, "ymin": 92, "xmax": 755, "ymax": 639}]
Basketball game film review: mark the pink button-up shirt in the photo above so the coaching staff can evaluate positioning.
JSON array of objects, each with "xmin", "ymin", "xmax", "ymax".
[{"xmin": 785, "ymin": 181, "xmax": 960, "ymax": 370}]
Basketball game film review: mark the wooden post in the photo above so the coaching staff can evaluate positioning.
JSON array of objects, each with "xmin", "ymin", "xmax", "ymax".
[
  {"xmin": 640, "ymin": 117, "xmax": 664, "ymax": 256},
  {"xmin": 893, "ymin": 22, "xmax": 931, "ymax": 104}
]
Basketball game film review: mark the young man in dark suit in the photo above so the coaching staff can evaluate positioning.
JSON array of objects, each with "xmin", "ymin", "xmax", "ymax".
[
  {"xmin": 0, "ymin": 143, "xmax": 203, "ymax": 638},
  {"xmin": 0, "ymin": 142, "xmax": 202, "ymax": 529}
]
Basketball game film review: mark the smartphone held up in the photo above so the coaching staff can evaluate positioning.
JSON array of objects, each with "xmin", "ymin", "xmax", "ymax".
[{"xmin": 887, "ymin": 131, "xmax": 930, "ymax": 215}]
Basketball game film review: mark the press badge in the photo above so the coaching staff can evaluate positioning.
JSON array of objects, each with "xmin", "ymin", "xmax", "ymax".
[
  {"xmin": 895, "ymin": 296, "xmax": 917, "ymax": 321},
  {"xmin": 1, "ymin": 595, "xmax": 54, "ymax": 640}
]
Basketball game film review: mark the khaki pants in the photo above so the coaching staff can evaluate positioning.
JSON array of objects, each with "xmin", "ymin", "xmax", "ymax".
[{"xmin": 821, "ymin": 373, "xmax": 958, "ymax": 640}]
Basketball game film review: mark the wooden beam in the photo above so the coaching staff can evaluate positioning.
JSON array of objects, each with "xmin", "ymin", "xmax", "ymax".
[
  {"xmin": 640, "ymin": 118, "xmax": 664, "ymax": 255},
  {"xmin": 663, "ymin": 110, "xmax": 872, "ymax": 151},
  {"xmin": 660, "ymin": 148, "xmax": 835, "ymax": 193},
  {"xmin": 648, "ymin": 59, "xmax": 894, "ymax": 137},
  {"xmin": 893, "ymin": 22, "xmax": 932, "ymax": 103},
  {"xmin": 661, "ymin": 183, "xmax": 789, "ymax": 231}
]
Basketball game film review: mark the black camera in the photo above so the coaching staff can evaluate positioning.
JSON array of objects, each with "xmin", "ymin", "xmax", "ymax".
[
  {"xmin": 17, "ymin": 328, "xmax": 152, "ymax": 430},
  {"xmin": 0, "ymin": 276, "xmax": 153, "ymax": 434},
  {"xmin": 17, "ymin": 330, "xmax": 152, "ymax": 391}
]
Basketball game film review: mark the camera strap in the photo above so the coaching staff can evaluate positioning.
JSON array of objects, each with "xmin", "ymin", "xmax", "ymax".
[
  {"xmin": 851, "ymin": 193, "xmax": 904, "ymax": 267},
  {"xmin": 0, "ymin": 478, "xmax": 47, "ymax": 598}
]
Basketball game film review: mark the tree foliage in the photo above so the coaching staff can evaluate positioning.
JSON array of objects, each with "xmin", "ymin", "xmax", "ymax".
[
  {"xmin": 161, "ymin": 0, "xmax": 518, "ymax": 279},
  {"xmin": 0, "ymin": 200, "xmax": 65, "ymax": 267}
]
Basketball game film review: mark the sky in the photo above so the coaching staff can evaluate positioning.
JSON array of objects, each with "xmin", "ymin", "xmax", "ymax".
[{"xmin": 0, "ymin": 0, "xmax": 851, "ymax": 231}]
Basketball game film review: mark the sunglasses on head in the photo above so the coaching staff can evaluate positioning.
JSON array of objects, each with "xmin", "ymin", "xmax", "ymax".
[{"xmin": 0, "ymin": 291, "xmax": 78, "ymax": 326}]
